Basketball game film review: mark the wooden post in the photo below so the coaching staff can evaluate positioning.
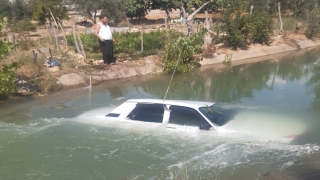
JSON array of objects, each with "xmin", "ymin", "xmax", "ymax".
[{"xmin": 53, "ymin": 26, "xmax": 58, "ymax": 48}]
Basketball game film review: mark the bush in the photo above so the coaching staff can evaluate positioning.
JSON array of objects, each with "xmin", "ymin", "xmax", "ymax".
[
  {"xmin": 9, "ymin": 18, "xmax": 36, "ymax": 33},
  {"xmin": 223, "ymin": 6, "xmax": 273, "ymax": 49},
  {"xmin": 0, "ymin": 62, "xmax": 19, "ymax": 99},
  {"xmin": 305, "ymin": 7, "xmax": 320, "ymax": 39},
  {"xmin": 250, "ymin": 10, "xmax": 273, "ymax": 45},
  {"xmin": 224, "ymin": 10, "xmax": 248, "ymax": 50},
  {"xmin": 80, "ymin": 33, "xmax": 99, "ymax": 52},
  {"xmin": 68, "ymin": 30, "xmax": 183, "ymax": 56},
  {"xmin": 162, "ymin": 31, "xmax": 206, "ymax": 73}
]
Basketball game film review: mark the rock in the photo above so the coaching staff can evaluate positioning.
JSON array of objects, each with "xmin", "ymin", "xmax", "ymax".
[
  {"xmin": 14, "ymin": 78, "xmax": 39, "ymax": 96},
  {"xmin": 59, "ymin": 73, "xmax": 86, "ymax": 86},
  {"xmin": 47, "ymin": 66, "xmax": 60, "ymax": 73},
  {"xmin": 296, "ymin": 22, "xmax": 303, "ymax": 30}
]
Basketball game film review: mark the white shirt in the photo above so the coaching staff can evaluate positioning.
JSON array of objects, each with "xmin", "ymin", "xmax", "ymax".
[{"xmin": 98, "ymin": 23, "xmax": 112, "ymax": 40}]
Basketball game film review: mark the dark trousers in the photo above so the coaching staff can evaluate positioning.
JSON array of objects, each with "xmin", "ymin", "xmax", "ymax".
[{"xmin": 99, "ymin": 40, "xmax": 114, "ymax": 64}]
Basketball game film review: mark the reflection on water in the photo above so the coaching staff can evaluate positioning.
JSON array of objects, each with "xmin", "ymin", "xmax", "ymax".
[{"xmin": 1, "ymin": 49, "xmax": 320, "ymax": 179}]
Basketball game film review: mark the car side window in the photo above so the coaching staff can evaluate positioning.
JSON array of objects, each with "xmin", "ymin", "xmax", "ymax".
[
  {"xmin": 169, "ymin": 106, "xmax": 209, "ymax": 128},
  {"xmin": 127, "ymin": 103, "xmax": 164, "ymax": 123}
]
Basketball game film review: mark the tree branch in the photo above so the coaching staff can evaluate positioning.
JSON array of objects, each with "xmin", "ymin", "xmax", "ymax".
[{"xmin": 187, "ymin": 2, "xmax": 210, "ymax": 21}]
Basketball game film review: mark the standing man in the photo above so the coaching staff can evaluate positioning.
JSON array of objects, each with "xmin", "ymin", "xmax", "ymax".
[{"xmin": 94, "ymin": 15, "xmax": 116, "ymax": 66}]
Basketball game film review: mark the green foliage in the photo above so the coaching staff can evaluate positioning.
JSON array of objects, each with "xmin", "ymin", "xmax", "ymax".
[
  {"xmin": 0, "ymin": 62, "xmax": 19, "ymax": 99},
  {"xmin": 30, "ymin": 0, "xmax": 68, "ymax": 25},
  {"xmin": 113, "ymin": 32, "xmax": 141, "ymax": 54},
  {"xmin": 66, "ymin": 35, "xmax": 75, "ymax": 47},
  {"xmin": 223, "ymin": 3, "xmax": 273, "ymax": 49},
  {"xmin": 69, "ymin": 30, "xmax": 182, "ymax": 55},
  {"xmin": 0, "ymin": 18, "xmax": 14, "ymax": 60},
  {"xmin": 189, "ymin": 28, "xmax": 207, "ymax": 53},
  {"xmin": 79, "ymin": 33, "xmax": 100, "ymax": 52},
  {"xmin": 126, "ymin": 0, "xmax": 149, "ymax": 18},
  {"xmin": 0, "ymin": 0, "xmax": 31, "ymax": 21},
  {"xmin": 305, "ymin": 7, "xmax": 320, "ymax": 39},
  {"xmin": 162, "ymin": 31, "xmax": 206, "ymax": 73},
  {"xmin": 17, "ymin": 38, "xmax": 36, "ymax": 51},
  {"xmin": 223, "ymin": 53, "xmax": 232, "ymax": 65},
  {"xmin": 224, "ymin": 12, "xmax": 248, "ymax": 50},
  {"xmin": 250, "ymin": 10, "xmax": 273, "ymax": 45},
  {"xmin": 71, "ymin": 0, "xmax": 126, "ymax": 23},
  {"xmin": 9, "ymin": 18, "xmax": 37, "ymax": 33},
  {"xmin": 0, "ymin": 18, "xmax": 18, "ymax": 99}
]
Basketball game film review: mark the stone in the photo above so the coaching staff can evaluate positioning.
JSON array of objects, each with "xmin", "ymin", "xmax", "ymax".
[{"xmin": 59, "ymin": 73, "xmax": 86, "ymax": 86}]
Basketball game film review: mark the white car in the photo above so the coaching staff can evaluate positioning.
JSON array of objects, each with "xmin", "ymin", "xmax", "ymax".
[{"xmin": 106, "ymin": 99, "xmax": 305, "ymax": 143}]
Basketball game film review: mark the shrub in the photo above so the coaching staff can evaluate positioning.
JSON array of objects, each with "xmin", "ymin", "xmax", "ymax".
[
  {"xmin": 68, "ymin": 30, "xmax": 183, "ymax": 56},
  {"xmin": 9, "ymin": 18, "xmax": 36, "ymax": 33},
  {"xmin": 224, "ymin": 10, "xmax": 248, "ymax": 50},
  {"xmin": 113, "ymin": 31, "xmax": 140, "ymax": 54},
  {"xmin": 250, "ymin": 10, "xmax": 273, "ymax": 45},
  {"xmin": 0, "ymin": 62, "xmax": 19, "ymax": 99},
  {"xmin": 162, "ymin": 31, "xmax": 205, "ymax": 74},
  {"xmin": 18, "ymin": 38, "xmax": 36, "ymax": 50},
  {"xmin": 223, "ymin": 5, "xmax": 273, "ymax": 49},
  {"xmin": 305, "ymin": 7, "xmax": 320, "ymax": 39},
  {"xmin": 79, "ymin": 33, "xmax": 99, "ymax": 52}
]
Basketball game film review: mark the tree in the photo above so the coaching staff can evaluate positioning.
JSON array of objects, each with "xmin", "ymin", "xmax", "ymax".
[
  {"xmin": 70, "ymin": 0, "xmax": 125, "ymax": 24},
  {"xmin": 30, "ymin": 0, "xmax": 68, "ymax": 25},
  {"xmin": 0, "ymin": 17, "xmax": 18, "ymax": 99},
  {"xmin": 150, "ymin": 0, "xmax": 181, "ymax": 27},
  {"xmin": 126, "ymin": 0, "xmax": 149, "ymax": 19},
  {"xmin": 0, "ymin": 18, "xmax": 12, "ymax": 59},
  {"xmin": 0, "ymin": 0, "xmax": 12, "ymax": 19},
  {"xmin": 101, "ymin": 0, "xmax": 127, "ymax": 23}
]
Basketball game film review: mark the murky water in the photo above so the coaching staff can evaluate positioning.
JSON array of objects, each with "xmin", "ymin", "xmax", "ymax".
[{"xmin": 1, "ymin": 49, "xmax": 320, "ymax": 180}]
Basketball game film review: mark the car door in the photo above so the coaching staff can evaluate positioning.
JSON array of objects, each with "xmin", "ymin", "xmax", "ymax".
[{"xmin": 167, "ymin": 105, "xmax": 211, "ymax": 132}]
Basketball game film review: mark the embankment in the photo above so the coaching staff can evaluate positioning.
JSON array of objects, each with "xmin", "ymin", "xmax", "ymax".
[{"xmin": 52, "ymin": 40, "xmax": 320, "ymax": 89}]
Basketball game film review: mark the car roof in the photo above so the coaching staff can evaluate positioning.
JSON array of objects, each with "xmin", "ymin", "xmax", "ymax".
[{"xmin": 127, "ymin": 99, "xmax": 215, "ymax": 109}]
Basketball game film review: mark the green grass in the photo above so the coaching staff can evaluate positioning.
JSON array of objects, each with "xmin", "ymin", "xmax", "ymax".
[{"xmin": 86, "ymin": 52, "xmax": 102, "ymax": 60}]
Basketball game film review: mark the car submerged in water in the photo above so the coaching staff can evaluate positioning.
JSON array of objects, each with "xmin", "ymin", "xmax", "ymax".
[{"xmin": 106, "ymin": 99, "xmax": 305, "ymax": 143}]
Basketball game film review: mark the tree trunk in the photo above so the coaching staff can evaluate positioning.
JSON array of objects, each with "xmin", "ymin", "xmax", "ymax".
[
  {"xmin": 93, "ymin": 11, "xmax": 97, "ymax": 24},
  {"xmin": 72, "ymin": 23, "xmax": 81, "ymax": 53},
  {"xmin": 48, "ymin": 9, "xmax": 59, "ymax": 30},
  {"xmin": 278, "ymin": 2, "xmax": 283, "ymax": 35},
  {"xmin": 165, "ymin": 9, "xmax": 170, "ymax": 29},
  {"xmin": 56, "ymin": 18, "xmax": 68, "ymax": 49},
  {"xmin": 181, "ymin": 6, "xmax": 188, "ymax": 20},
  {"xmin": 186, "ymin": 2, "xmax": 210, "ymax": 36},
  {"xmin": 204, "ymin": 10, "xmax": 210, "ymax": 30},
  {"xmin": 77, "ymin": 34, "xmax": 86, "ymax": 60},
  {"xmin": 250, "ymin": 5, "xmax": 254, "ymax": 16}
]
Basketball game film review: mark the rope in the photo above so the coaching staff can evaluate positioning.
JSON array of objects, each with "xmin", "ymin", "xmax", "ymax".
[
  {"xmin": 163, "ymin": 45, "xmax": 184, "ymax": 110},
  {"xmin": 36, "ymin": 49, "xmax": 62, "ymax": 90}
]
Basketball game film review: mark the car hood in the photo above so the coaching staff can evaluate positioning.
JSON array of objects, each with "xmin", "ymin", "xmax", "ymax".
[{"xmin": 215, "ymin": 110, "xmax": 306, "ymax": 143}]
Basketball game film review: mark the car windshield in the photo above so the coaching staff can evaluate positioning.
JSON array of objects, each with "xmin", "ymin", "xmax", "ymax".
[{"xmin": 199, "ymin": 104, "xmax": 232, "ymax": 126}]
